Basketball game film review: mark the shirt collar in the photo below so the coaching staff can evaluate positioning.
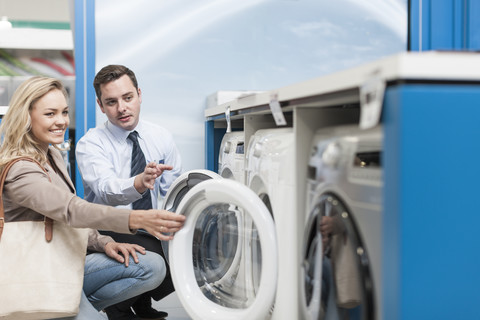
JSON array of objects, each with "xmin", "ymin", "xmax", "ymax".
[{"xmin": 106, "ymin": 120, "xmax": 144, "ymax": 143}]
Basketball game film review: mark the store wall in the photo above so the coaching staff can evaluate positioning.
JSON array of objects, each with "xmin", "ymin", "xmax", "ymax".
[{"xmin": 95, "ymin": 0, "xmax": 407, "ymax": 172}]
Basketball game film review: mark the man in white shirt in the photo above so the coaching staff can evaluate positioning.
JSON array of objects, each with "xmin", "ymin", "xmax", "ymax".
[{"xmin": 76, "ymin": 65, "xmax": 182, "ymax": 320}]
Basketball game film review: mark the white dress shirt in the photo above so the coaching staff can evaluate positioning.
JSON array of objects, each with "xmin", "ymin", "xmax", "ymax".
[{"xmin": 76, "ymin": 120, "xmax": 182, "ymax": 209}]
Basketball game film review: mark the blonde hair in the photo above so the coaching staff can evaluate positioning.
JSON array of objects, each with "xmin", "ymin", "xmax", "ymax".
[{"xmin": 0, "ymin": 76, "xmax": 68, "ymax": 167}]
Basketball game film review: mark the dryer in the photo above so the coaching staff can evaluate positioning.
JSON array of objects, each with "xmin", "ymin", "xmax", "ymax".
[
  {"xmin": 161, "ymin": 170, "xmax": 278, "ymax": 320},
  {"xmin": 218, "ymin": 131, "xmax": 245, "ymax": 184},
  {"xmin": 306, "ymin": 124, "xmax": 382, "ymax": 320},
  {"xmin": 245, "ymin": 127, "xmax": 300, "ymax": 319}
]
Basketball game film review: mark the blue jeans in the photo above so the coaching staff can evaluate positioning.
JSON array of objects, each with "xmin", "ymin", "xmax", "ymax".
[{"xmin": 54, "ymin": 251, "xmax": 165, "ymax": 320}]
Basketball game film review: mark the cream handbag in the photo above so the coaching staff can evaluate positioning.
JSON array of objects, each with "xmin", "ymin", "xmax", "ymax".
[
  {"xmin": 0, "ymin": 157, "xmax": 89, "ymax": 319},
  {"xmin": 330, "ymin": 232, "xmax": 362, "ymax": 308}
]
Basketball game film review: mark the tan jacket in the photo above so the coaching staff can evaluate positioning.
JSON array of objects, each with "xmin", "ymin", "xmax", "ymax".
[{"xmin": 3, "ymin": 147, "xmax": 134, "ymax": 252}]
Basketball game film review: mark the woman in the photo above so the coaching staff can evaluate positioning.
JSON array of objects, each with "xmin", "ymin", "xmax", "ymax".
[{"xmin": 0, "ymin": 76, "xmax": 185, "ymax": 319}]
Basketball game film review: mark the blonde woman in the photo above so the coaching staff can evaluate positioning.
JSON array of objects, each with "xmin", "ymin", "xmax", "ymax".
[{"xmin": 0, "ymin": 76, "xmax": 185, "ymax": 319}]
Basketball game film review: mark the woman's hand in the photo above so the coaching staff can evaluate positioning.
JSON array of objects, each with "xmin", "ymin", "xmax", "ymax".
[
  {"xmin": 129, "ymin": 209, "xmax": 186, "ymax": 241},
  {"xmin": 104, "ymin": 242, "xmax": 146, "ymax": 267}
]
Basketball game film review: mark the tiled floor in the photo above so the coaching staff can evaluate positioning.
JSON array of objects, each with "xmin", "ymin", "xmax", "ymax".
[{"xmin": 153, "ymin": 292, "xmax": 191, "ymax": 320}]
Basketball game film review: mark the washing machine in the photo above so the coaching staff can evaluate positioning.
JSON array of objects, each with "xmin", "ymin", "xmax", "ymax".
[
  {"xmin": 245, "ymin": 127, "xmax": 300, "ymax": 319},
  {"xmin": 305, "ymin": 124, "xmax": 382, "ymax": 320},
  {"xmin": 218, "ymin": 131, "xmax": 245, "ymax": 184},
  {"xmin": 161, "ymin": 169, "xmax": 279, "ymax": 320}
]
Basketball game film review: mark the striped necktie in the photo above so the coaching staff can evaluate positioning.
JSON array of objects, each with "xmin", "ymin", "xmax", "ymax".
[{"xmin": 128, "ymin": 131, "xmax": 152, "ymax": 210}]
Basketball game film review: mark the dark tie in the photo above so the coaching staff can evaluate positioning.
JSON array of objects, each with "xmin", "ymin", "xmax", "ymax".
[{"xmin": 128, "ymin": 131, "xmax": 152, "ymax": 210}]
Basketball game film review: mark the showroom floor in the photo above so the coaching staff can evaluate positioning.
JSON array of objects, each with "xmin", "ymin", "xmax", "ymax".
[
  {"xmin": 98, "ymin": 293, "xmax": 191, "ymax": 319},
  {"xmin": 153, "ymin": 292, "xmax": 191, "ymax": 320}
]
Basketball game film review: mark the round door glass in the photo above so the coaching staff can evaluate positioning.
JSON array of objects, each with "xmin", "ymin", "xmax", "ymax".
[
  {"xmin": 316, "ymin": 193, "xmax": 374, "ymax": 320},
  {"xmin": 192, "ymin": 202, "xmax": 262, "ymax": 309}
]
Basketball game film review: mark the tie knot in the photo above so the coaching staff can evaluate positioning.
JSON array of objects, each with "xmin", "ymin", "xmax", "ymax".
[{"xmin": 128, "ymin": 131, "xmax": 139, "ymax": 144}]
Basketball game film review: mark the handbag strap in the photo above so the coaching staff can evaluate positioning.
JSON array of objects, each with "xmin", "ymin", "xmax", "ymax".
[{"xmin": 0, "ymin": 157, "xmax": 54, "ymax": 242}]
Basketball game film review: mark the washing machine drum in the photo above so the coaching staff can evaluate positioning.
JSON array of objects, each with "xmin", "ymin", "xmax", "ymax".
[
  {"xmin": 314, "ymin": 192, "xmax": 375, "ymax": 320},
  {"xmin": 191, "ymin": 202, "xmax": 242, "ymax": 294}
]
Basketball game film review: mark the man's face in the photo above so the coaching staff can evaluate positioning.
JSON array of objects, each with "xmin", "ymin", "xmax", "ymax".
[{"xmin": 98, "ymin": 74, "xmax": 142, "ymax": 131}]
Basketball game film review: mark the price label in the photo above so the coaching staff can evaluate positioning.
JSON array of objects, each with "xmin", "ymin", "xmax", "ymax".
[
  {"xmin": 360, "ymin": 75, "xmax": 385, "ymax": 129},
  {"xmin": 269, "ymin": 93, "xmax": 287, "ymax": 126},
  {"xmin": 225, "ymin": 106, "xmax": 231, "ymax": 132}
]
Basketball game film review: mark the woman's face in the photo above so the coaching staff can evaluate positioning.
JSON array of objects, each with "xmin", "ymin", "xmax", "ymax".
[{"xmin": 30, "ymin": 89, "xmax": 69, "ymax": 151}]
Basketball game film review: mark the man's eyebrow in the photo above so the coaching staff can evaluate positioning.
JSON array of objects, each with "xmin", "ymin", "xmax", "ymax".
[{"xmin": 122, "ymin": 91, "xmax": 134, "ymax": 97}]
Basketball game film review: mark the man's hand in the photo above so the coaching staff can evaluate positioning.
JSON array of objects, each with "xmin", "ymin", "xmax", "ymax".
[{"xmin": 134, "ymin": 162, "xmax": 173, "ymax": 193}]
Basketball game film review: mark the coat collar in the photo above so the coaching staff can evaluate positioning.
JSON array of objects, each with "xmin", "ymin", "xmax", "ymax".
[{"xmin": 48, "ymin": 146, "xmax": 75, "ymax": 192}]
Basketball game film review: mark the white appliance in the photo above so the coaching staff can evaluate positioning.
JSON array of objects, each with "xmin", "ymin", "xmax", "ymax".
[
  {"xmin": 161, "ymin": 170, "xmax": 278, "ymax": 320},
  {"xmin": 245, "ymin": 127, "xmax": 300, "ymax": 319},
  {"xmin": 218, "ymin": 131, "xmax": 245, "ymax": 184},
  {"xmin": 306, "ymin": 124, "xmax": 382, "ymax": 320}
]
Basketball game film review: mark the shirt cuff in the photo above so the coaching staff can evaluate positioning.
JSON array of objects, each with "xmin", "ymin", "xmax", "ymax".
[{"xmin": 121, "ymin": 176, "xmax": 144, "ymax": 199}]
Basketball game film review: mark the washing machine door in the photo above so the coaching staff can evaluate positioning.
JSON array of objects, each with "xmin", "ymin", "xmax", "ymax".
[
  {"xmin": 316, "ymin": 192, "xmax": 375, "ymax": 320},
  {"xmin": 168, "ymin": 179, "xmax": 278, "ymax": 320},
  {"xmin": 161, "ymin": 169, "xmax": 222, "ymax": 261},
  {"xmin": 301, "ymin": 206, "xmax": 322, "ymax": 319}
]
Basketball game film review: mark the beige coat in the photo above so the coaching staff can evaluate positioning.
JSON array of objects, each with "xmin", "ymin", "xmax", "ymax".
[{"xmin": 3, "ymin": 147, "xmax": 134, "ymax": 252}]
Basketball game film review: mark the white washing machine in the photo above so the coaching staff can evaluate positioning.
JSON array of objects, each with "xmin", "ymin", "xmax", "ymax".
[
  {"xmin": 218, "ymin": 131, "xmax": 245, "ymax": 184},
  {"xmin": 245, "ymin": 127, "xmax": 300, "ymax": 319},
  {"xmin": 305, "ymin": 124, "xmax": 382, "ymax": 320},
  {"xmin": 161, "ymin": 169, "xmax": 279, "ymax": 320}
]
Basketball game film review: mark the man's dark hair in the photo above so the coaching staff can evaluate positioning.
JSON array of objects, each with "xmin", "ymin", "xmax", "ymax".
[{"xmin": 93, "ymin": 65, "xmax": 138, "ymax": 102}]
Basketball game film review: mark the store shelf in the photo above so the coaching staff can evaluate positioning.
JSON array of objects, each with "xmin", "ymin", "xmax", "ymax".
[
  {"xmin": 0, "ymin": 26, "xmax": 76, "ymax": 121},
  {"xmin": 0, "ymin": 25, "xmax": 76, "ymax": 180},
  {"xmin": 0, "ymin": 28, "xmax": 73, "ymax": 50}
]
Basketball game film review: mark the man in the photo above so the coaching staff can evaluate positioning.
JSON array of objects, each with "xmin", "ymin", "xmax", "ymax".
[{"xmin": 76, "ymin": 65, "xmax": 182, "ymax": 320}]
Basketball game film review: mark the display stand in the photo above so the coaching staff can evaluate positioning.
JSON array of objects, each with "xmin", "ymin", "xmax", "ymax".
[{"xmin": 204, "ymin": 51, "xmax": 480, "ymax": 319}]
